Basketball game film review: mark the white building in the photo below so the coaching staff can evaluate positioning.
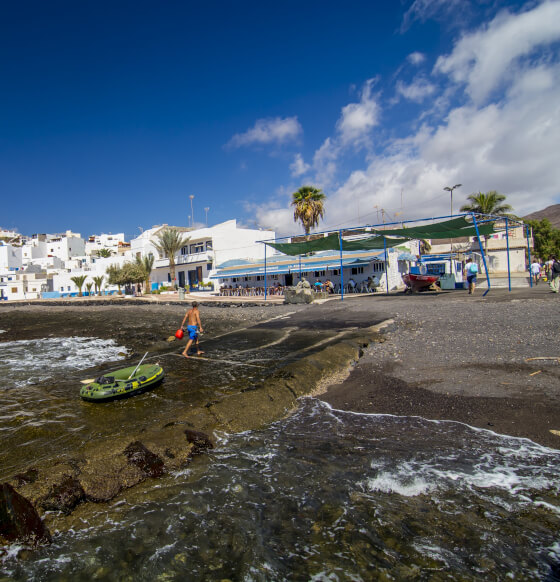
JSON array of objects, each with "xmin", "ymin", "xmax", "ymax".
[
  {"xmin": 0, "ymin": 243, "xmax": 23, "ymax": 271},
  {"xmin": 131, "ymin": 220, "xmax": 274, "ymax": 289},
  {"xmin": 85, "ymin": 233, "xmax": 128, "ymax": 256}
]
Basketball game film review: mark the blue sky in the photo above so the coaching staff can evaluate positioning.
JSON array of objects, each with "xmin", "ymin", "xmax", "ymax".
[{"xmin": 2, "ymin": 0, "xmax": 559, "ymax": 239}]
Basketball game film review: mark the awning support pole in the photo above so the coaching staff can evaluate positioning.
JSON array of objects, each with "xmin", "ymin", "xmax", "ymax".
[
  {"xmin": 264, "ymin": 243, "xmax": 267, "ymax": 300},
  {"xmin": 299, "ymin": 255, "xmax": 302, "ymax": 280},
  {"xmin": 384, "ymin": 237, "xmax": 389, "ymax": 294},
  {"xmin": 339, "ymin": 229, "xmax": 344, "ymax": 301},
  {"xmin": 526, "ymin": 225, "xmax": 533, "ymax": 288},
  {"xmin": 505, "ymin": 217, "xmax": 511, "ymax": 292},
  {"xmin": 471, "ymin": 213, "xmax": 491, "ymax": 297}
]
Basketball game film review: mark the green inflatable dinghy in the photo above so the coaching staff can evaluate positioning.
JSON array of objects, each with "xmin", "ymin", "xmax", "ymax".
[{"xmin": 80, "ymin": 363, "xmax": 164, "ymax": 402}]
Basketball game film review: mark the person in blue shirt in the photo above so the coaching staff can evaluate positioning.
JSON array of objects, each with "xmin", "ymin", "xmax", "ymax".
[{"xmin": 464, "ymin": 258, "xmax": 479, "ymax": 295}]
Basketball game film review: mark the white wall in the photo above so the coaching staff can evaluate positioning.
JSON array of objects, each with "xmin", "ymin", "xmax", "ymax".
[{"xmin": 0, "ymin": 244, "xmax": 22, "ymax": 270}]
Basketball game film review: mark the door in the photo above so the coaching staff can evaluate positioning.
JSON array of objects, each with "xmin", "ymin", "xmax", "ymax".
[
  {"xmin": 178, "ymin": 271, "xmax": 185, "ymax": 287},
  {"xmin": 284, "ymin": 274, "xmax": 293, "ymax": 286}
]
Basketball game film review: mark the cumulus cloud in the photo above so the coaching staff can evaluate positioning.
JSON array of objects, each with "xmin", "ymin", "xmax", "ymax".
[
  {"xmin": 407, "ymin": 51, "xmax": 426, "ymax": 65},
  {"xmin": 434, "ymin": 1, "xmax": 560, "ymax": 103},
  {"xmin": 336, "ymin": 78, "xmax": 381, "ymax": 146},
  {"xmin": 395, "ymin": 77, "xmax": 436, "ymax": 102},
  {"xmin": 227, "ymin": 116, "xmax": 302, "ymax": 149},
  {"xmin": 290, "ymin": 153, "xmax": 311, "ymax": 177},
  {"xmin": 255, "ymin": 1, "xmax": 560, "ymax": 236}
]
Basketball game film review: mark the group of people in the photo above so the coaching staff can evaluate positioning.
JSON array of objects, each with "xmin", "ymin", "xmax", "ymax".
[{"xmin": 530, "ymin": 256, "xmax": 560, "ymax": 292}]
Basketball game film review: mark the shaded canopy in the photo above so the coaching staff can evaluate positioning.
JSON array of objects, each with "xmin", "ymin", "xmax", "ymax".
[{"xmin": 265, "ymin": 217, "xmax": 496, "ymax": 255}]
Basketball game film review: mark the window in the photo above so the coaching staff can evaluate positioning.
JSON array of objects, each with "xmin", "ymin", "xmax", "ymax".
[
  {"xmin": 190, "ymin": 243, "xmax": 204, "ymax": 254},
  {"xmin": 351, "ymin": 267, "xmax": 364, "ymax": 275},
  {"xmin": 207, "ymin": 263, "xmax": 212, "ymax": 270},
  {"xmin": 181, "ymin": 246, "xmax": 189, "ymax": 255},
  {"xmin": 205, "ymin": 240, "xmax": 213, "ymax": 250},
  {"xmin": 11, "ymin": 287, "xmax": 17, "ymax": 293},
  {"xmin": 331, "ymin": 269, "xmax": 339, "ymax": 276},
  {"xmin": 373, "ymin": 263, "xmax": 385, "ymax": 273},
  {"xmin": 314, "ymin": 270, "xmax": 326, "ymax": 277}
]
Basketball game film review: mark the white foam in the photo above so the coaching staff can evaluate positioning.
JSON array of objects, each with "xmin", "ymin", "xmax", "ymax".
[
  {"xmin": 366, "ymin": 473, "xmax": 433, "ymax": 497},
  {"xmin": 0, "ymin": 336, "xmax": 129, "ymax": 386}
]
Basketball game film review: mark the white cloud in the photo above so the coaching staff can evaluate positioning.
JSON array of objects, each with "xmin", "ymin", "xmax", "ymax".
[
  {"xmin": 401, "ymin": 0, "xmax": 466, "ymax": 32},
  {"xmin": 434, "ymin": 1, "xmax": 560, "ymax": 103},
  {"xmin": 227, "ymin": 116, "xmax": 302, "ymax": 149},
  {"xmin": 255, "ymin": 1, "xmax": 560, "ymax": 236},
  {"xmin": 336, "ymin": 78, "xmax": 380, "ymax": 146},
  {"xmin": 396, "ymin": 77, "xmax": 436, "ymax": 102},
  {"xmin": 290, "ymin": 153, "xmax": 311, "ymax": 177},
  {"xmin": 407, "ymin": 51, "xmax": 426, "ymax": 65}
]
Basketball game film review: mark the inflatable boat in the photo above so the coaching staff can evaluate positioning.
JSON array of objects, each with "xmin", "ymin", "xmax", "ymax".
[{"xmin": 80, "ymin": 363, "xmax": 164, "ymax": 402}]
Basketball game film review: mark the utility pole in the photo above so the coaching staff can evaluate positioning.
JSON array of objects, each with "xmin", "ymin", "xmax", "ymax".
[{"xmin": 189, "ymin": 195, "xmax": 195, "ymax": 227}]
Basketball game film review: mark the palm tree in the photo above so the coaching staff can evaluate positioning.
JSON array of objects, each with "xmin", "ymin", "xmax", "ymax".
[
  {"xmin": 460, "ymin": 191, "xmax": 515, "ymax": 254},
  {"xmin": 93, "ymin": 275, "xmax": 104, "ymax": 296},
  {"xmin": 136, "ymin": 254, "xmax": 155, "ymax": 294},
  {"xmin": 459, "ymin": 191, "xmax": 514, "ymax": 217},
  {"xmin": 291, "ymin": 186, "xmax": 326, "ymax": 236},
  {"xmin": 85, "ymin": 282, "xmax": 94, "ymax": 296},
  {"xmin": 152, "ymin": 228, "xmax": 190, "ymax": 289},
  {"xmin": 70, "ymin": 275, "xmax": 88, "ymax": 297},
  {"xmin": 96, "ymin": 248, "xmax": 113, "ymax": 258}
]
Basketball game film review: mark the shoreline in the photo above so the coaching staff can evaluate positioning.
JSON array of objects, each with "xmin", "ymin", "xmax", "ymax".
[{"xmin": 319, "ymin": 286, "xmax": 560, "ymax": 449}]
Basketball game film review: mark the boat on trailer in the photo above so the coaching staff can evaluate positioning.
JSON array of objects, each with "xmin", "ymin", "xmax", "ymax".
[{"xmin": 80, "ymin": 363, "xmax": 164, "ymax": 402}]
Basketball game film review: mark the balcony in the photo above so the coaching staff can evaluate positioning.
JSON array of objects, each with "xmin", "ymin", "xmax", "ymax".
[{"xmin": 154, "ymin": 251, "xmax": 212, "ymax": 268}]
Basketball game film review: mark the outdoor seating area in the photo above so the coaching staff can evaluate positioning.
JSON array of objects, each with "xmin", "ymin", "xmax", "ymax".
[{"xmin": 218, "ymin": 286, "xmax": 284, "ymax": 297}]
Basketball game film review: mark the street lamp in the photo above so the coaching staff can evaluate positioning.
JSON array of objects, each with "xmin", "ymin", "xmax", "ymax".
[
  {"xmin": 444, "ymin": 184, "xmax": 462, "ymax": 216},
  {"xmin": 189, "ymin": 195, "xmax": 195, "ymax": 227},
  {"xmin": 204, "ymin": 207, "xmax": 209, "ymax": 227}
]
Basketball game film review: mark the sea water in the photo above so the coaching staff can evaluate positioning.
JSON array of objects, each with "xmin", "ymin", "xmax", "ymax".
[{"xmin": 2, "ymin": 398, "xmax": 560, "ymax": 581}]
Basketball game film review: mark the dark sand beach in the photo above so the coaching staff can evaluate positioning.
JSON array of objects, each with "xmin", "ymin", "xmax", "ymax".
[{"xmin": 320, "ymin": 286, "xmax": 560, "ymax": 449}]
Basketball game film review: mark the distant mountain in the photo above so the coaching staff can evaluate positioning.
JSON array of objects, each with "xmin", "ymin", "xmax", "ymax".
[{"xmin": 523, "ymin": 204, "xmax": 560, "ymax": 229}]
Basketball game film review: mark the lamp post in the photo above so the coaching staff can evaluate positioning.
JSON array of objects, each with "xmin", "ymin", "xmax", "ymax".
[
  {"xmin": 443, "ymin": 184, "xmax": 462, "ymax": 216},
  {"xmin": 189, "ymin": 195, "xmax": 195, "ymax": 227},
  {"xmin": 204, "ymin": 207, "xmax": 209, "ymax": 227}
]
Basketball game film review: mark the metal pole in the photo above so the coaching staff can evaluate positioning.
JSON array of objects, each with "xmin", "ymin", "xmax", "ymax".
[
  {"xmin": 505, "ymin": 217, "xmax": 511, "ymax": 292},
  {"xmin": 471, "ymin": 213, "xmax": 491, "ymax": 297},
  {"xmin": 383, "ymin": 237, "xmax": 389, "ymax": 294},
  {"xmin": 526, "ymin": 224, "xmax": 533, "ymax": 288},
  {"xmin": 264, "ymin": 243, "xmax": 268, "ymax": 300},
  {"xmin": 299, "ymin": 255, "xmax": 302, "ymax": 280},
  {"xmin": 339, "ymin": 229, "xmax": 344, "ymax": 301}
]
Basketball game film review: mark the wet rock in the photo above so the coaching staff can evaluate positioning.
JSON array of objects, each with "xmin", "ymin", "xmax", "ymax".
[
  {"xmin": 80, "ymin": 458, "xmax": 144, "ymax": 502},
  {"xmin": 124, "ymin": 441, "xmax": 165, "ymax": 478},
  {"xmin": 184, "ymin": 429, "xmax": 214, "ymax": 454},
  {"xmin": 39, "ymin": 476, "xmax": 85, "ymax": 514},
  {"xmin": 13, "ymin": 468, "xmax": 38, "ymax": 486},
  {"xmin": 0, "ymin": 483, "xmax": 51, "ymax": 545}
]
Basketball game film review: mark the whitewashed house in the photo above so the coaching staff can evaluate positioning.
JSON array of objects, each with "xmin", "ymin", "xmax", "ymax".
[{"xmin": 131, "ymin": 220, "xmax": 274, "ymax": 290}]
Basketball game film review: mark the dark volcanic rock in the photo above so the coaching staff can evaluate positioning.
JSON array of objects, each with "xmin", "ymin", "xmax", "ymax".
[
  {"xmin": 124, "ymin": 441, "xmax": 165, "ymax": 477},
  {"xmin": 13, "ymin": 469, "xmax": 39, "ymax": 487},
  {"xmin": 184, "ymin": 429, "xmax": 214, "ymax": 454},
  {"xmin": 39, "ymin": 476, "xmax": 85, "ymax": 514},
  {"xmin": 0, "ymin": 483, "xmax": 51, "ymax": 545}
]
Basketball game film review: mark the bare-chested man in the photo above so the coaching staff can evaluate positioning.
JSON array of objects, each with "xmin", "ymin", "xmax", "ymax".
[{"xmin": 180, "ymin": 302, "xmax": 204, "ymax": 358}]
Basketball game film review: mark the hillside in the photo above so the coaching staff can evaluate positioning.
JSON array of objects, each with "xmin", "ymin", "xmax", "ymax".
[{"xmin": 523, "ymin": 204, "xmax": 560, "ymax": 229}]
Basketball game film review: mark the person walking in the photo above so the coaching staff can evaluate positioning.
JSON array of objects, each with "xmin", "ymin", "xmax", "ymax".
[
  {"xmin": 530, "ymin": 259, "xmax": 541, "ymax": 286},
  {"xmin": 550, "ymin": 256, "xmax": 560, "ymax": 293},
  {"xmin": 180, "ymin": 301, "xmax": 204, "ymax": 358},
  {"xmin": 464, "ymin": 258, "xmax": 479, "ymax": 295}
]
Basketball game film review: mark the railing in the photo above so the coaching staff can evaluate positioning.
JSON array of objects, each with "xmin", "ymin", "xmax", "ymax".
[{"xmin": 154, "ymin": 251, "xmax": 212, "ymax": 268}]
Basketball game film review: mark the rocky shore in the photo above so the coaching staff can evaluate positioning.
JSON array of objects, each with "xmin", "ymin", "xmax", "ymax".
[{"xmin": 1, "ymin": 286, "xmax": 559, "ymax": 546}]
